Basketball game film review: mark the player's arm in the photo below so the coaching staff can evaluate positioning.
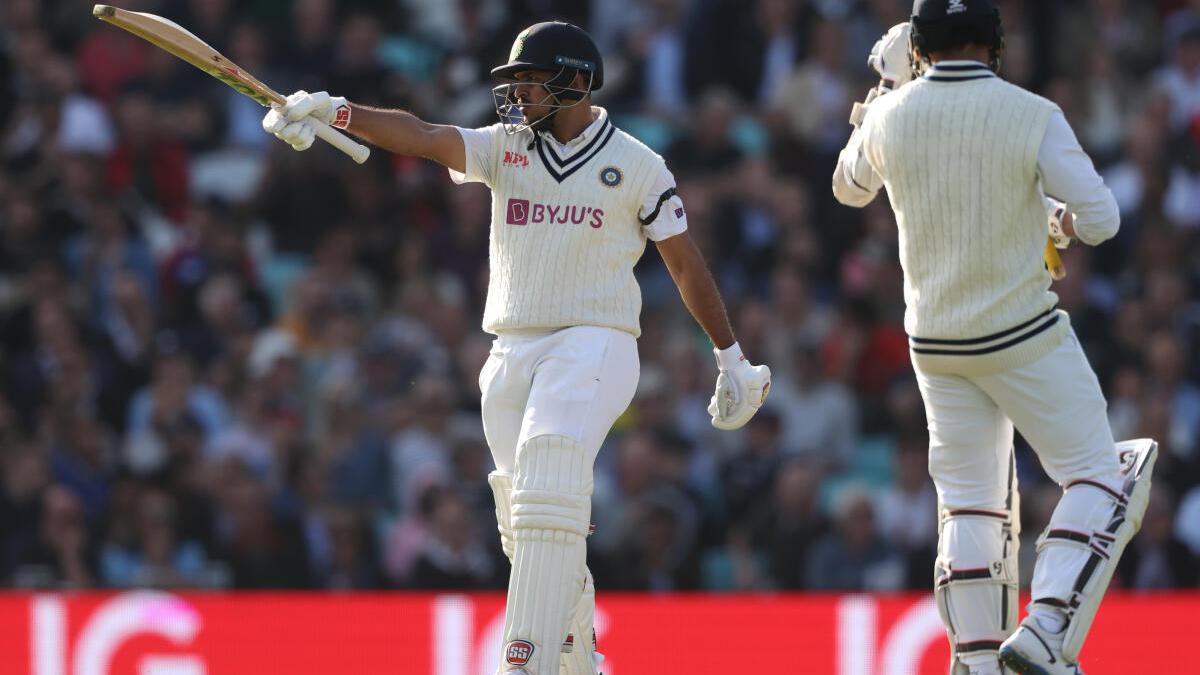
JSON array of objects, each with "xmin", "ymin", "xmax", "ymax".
[
  {"xmin": 342, "ymin": 105, "xmax": 465, "ymax": 173},
  {"xmin": 1037, "ymin": 110, "xmax": 1119, "ymax": 246},
  {"xmin": 832, "ymin": 121, "xmax": 883, "ymax": 208},
  {"xmin": 656, "ymin": 232, "xmax": 735, "ymax": 349},
  {"xmin": 641, "ymin": 169, "xmax": 770, "ymax": 430},
  {"xmin": 262, "ymin": 91, "xmax": 466, "ymax": 173},
  {"xmin": 656, "ymin": 231, "xmax": 771, "ymax": 431},
  {"xmin": 832, "ymin": 23, "xmax": 910, "ymax": 208}
]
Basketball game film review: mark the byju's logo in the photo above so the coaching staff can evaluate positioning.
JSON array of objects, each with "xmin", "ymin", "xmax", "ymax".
[
  {"xmin": 505, "ymin": 198, "xmax": 605, "ymax": 228},
  {"xmin": 507, "ymin": 198, "xmax": 530, "ymax": 225}
]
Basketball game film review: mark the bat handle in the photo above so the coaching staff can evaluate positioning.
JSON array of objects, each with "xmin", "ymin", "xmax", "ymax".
[
  {"xmin": 312, "ymin": 120, "xmax": 370, "ymax": 164},
  {"xmin": 1044, "ymin": 237, "xmax": 1067, "ymax": 281}
]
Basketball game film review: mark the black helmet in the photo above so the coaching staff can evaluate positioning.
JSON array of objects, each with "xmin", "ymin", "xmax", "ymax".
[
  {"xmin": 492, "ymin": 21, "xmax": 604, "ymax": 91},
  {"xmin": 910, "ymin": 0, "xmax": 1004, "ymax": 73},
  {"xmin": 491, "ymin": 22, "xmax": 603, "ymax": 134}
]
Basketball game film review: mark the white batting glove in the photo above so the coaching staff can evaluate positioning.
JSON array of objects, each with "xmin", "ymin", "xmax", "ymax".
[
  {"xmin": 263, "ymin": 115, "xmax": 318, "ymax": 150},
  {"xmin": 1047, "ymin": 199, "xmax": 1073, "ymax": 249},
  {"xmin": 707, "ymin": 343, "xmax": 772, "ymax": 431},
  {"xmin": 281, "ymin": 90, "xmax": 350, "ymax": 127},
  {"xmin": 262, "ymin": 90, "xmax": 351, "ymax": 151},
  {"xmin": 867, "ymin": 23, "xmax": 913, "ymax": 91}
]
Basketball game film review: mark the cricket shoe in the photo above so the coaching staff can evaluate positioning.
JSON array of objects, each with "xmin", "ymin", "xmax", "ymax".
[{"xmin": 998, "ymin": 619, "xmax": 1083, "ymax": 675}]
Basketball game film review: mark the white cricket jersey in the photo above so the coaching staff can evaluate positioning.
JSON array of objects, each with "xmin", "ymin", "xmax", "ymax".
[
  {"xmin": 832, "ymin": 62, "xmax": 1120, "ymax": 375},
  {"xmin": 450, "ymin": 107, "xmax": 687, "ymax": 337}
]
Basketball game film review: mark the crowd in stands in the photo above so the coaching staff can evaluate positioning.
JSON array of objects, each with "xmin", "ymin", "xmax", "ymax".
[{"xmin": 2, "ymin": 0, "xmax": 1199, "ymax": 593}]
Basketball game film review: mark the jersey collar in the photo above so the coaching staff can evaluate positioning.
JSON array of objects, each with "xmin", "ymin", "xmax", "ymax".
[
  {"xmin": 923, "ymin": 60, "xmax": 996, "ymax": 82},
  {"xmin": 536, "ymin": 106, "xmax": 609, "ymax": 149},
  {"xmin": 533, "ymin": 106, "xmax": 616, "ymax": 183}
]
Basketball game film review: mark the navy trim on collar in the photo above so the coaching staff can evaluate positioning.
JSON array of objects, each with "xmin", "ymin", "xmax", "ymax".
[
  {"xmin": 925, "ymin": 74, "xmax": 995, "ymax": 82},
  {"xmin": 539, "ymin": 118, "xmax": 612, "ymax": 169},
  {"xmin": 535, "ymin": 122, "xmax": 616, "ymax": 183},
  {"xmin": 932, "ymin": 63, "xmax": 988, "ymax": 72},
  {"xmin": 923, "ymin": 61, "xmax": 996, "ymax": 82}
]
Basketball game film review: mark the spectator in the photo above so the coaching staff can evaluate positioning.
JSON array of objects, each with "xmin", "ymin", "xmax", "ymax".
[
  {"xmin": 747, "ymin": 459, "xmax": 829, "ymax": 589},
  {"xmin": 410, "ymin": 488, "xmax": 495, "ymax": 589},
  {"xmin": 875, "ymin": 432, "xmax": 938, "ymax": 589},
  {"xmin": 216, "ymin": 472, "xmax": 311, "ymax": 588},
  {"xmin": 805, "ymin": 486, "xmax": 904, "ymax": 591},
  {"xmin": 99, "ymin": 487, "xmax": 209, "ymax": 588},
  {"xmin": 718, "ymin": 408, "xmax": 783, "ymax": 524},
  {"xmin": 11, "ymin": 485, "xmax": 98, "ymax": 589},
  {"xmin": 768, "ymin": 338, "xmax": 858, "ymax": 466},
  {"xmin": 1117, "ymin": 486, "xmax": 1198, "ymax": 589}
]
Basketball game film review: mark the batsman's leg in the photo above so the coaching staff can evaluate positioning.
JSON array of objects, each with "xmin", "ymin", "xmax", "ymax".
[
  {"xmin": 500, "ymin": 434, "xmax": 592, "ymax": 675},
  {"xmin": 998, "ymin": 439, "xmax": 1155, "ymax": 674},
  {"xmin": 497, "ymin": 326, "xmax": 637, "ymax": 675},
  {"xmin": 490, "ymin": 471, "xmax": 601, "ymax": 675},
  {"xmin": 918, "ymin": 368, "xmax": 1018, "ymax": 675},
  {"xmin": 973, "ymin": 331, "xmax": 1155, "ymax": 671}
]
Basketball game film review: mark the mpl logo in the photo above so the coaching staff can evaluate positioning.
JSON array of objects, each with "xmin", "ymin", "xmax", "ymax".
[
  {"xmin": 503, "ymin": 151, "xmax": 529, "ymax": 168},
  {"xmin": 505, "ymin": 198, "xmax": 605, "ymax": 228}
]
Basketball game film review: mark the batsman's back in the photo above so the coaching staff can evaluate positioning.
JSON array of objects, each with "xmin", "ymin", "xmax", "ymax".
[{"xmin": 860, "ymin": 73, "xmax": 1059, "ymax": 343}]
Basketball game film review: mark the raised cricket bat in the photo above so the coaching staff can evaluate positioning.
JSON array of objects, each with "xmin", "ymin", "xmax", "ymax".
[
  {"xmin": 1045, "ymin": 237, "xmax": 1066, "ymax": 280},
  {"xmin": 92, "ymin": 4, "xmax": 369, "ymax": 164}
]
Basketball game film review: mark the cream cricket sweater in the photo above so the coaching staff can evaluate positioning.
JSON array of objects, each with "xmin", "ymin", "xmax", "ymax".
[
  {"xmin": 451, "ymin": 109, "xmax": 673, "ymax": 337},
  {"xmin": 859, "ymin": 63, "xmax": 1068, "ymax": 375}
]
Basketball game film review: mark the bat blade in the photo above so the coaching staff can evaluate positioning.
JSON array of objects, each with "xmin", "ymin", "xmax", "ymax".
[
  {"xmin": 91, "ymin": 4, "xmax": 369, "ymax": 163},
  {"xmin": 93, "ymin": 4, "xmax": 280, "ymax": 107}
]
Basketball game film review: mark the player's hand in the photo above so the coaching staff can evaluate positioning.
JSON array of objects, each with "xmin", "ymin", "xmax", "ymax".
[
  {"xmin": 707, "ymin": 343, "xmax": 771, "ymax": 431},
  {"xmin": 280, "ymin": 90, "xmax": 349, "ymax": 126},
  {"xmin": 868, "ymin": 23, "xmax": 913, "ymax": 91},
  {"xmin": 1047, "ymin": 199, "xmax": 1075, "ymax": 249},
  {"xmin": 263, "ymin": 111, "xmax": 318, "ymax": 151},
  {"xmin": 262, "ymin": 90, "xmax": 352, "ymax": 150}
]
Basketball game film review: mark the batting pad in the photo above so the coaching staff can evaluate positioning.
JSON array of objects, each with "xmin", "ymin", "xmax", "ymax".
[
  {"xmin": 935, "ymin": 509, "xmax": 1018, "ymax": 671},
  {"xmin": 503, "ymin": 435, "xmax": 592, "ymax": 675},
  {"xmin": 492, "ymin": 469, "xmax": 601, "ymax": 674},
  {"xmin": 560, "ymin": 568, "xmax": 601, "ymax": 675},
  {"xmin": 1031, "ymin": 438, "xmax": 1156, "ymax": 663},
  {"xmin": 489, "ymin": 471, "xmax": 516, "ymax": 560}
]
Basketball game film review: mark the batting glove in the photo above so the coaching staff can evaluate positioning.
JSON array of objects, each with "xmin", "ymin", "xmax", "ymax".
[
  {"xmin": 707, "ymin": 343, "xmax": 772, "ymax": 431},
  {"xmin": 1047, "ymin": 199, "xmax": 1073, "ymax": 249},
  {"xmin": 262, "ymin": 90, "xmax": 351, "ymax": 151},
  {"xmin": 868, "ymin": 23, "xmax": 913, "ymax": 91},
  {"xmin": 263, "ymin": 114, "xmax": 318, "ymax": 150}
]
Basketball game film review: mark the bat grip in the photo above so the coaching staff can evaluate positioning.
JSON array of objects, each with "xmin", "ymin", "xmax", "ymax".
[
  {"xmin": 1044, "ymin": 237, "xmax": 1066, "ymax": 281},
  {"xmin": 312, "ymin": 120, "xmax": 370, "ymax": 164}
]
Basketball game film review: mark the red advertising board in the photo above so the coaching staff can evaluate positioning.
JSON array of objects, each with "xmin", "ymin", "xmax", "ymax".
[{"xmin": 0, "ymin": 591, "xmax": 1190, "ymax": 674}]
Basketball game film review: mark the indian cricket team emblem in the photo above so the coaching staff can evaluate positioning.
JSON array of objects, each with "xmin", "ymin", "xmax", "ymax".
[
  {"xmin": 599, "ymin": 166, "xmax": 623, "ymax": 187},
  {"xmin": 505, "ymin": 639, "xmax": 536, "ymax": 666},
  {"xmin": 947, "ymin": 0, "xmax": 966, "ymax": 14}
]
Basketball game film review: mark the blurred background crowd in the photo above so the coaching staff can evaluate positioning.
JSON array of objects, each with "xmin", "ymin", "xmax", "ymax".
[{"xmin": 1, "ymin": 0, "xmax": 1199, "ymax": 594}]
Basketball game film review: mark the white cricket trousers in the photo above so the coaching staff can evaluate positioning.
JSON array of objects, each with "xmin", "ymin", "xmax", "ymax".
[
  {"xmin": 479, "ymin": 325, "xmax": 640, "ymax": 471},
  {"xmin": 480, "ymin": 326, "xmax": 637, "ymax": 674},
  {"xmin": 916, "ymin": 328, "xmax": 1122, "ymax": 509}
]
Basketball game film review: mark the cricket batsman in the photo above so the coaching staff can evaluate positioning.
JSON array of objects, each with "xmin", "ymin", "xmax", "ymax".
[
  {"xmin": 832, "ymin": 1, "xmax": 1155, "ymax": 673},
  {"xmin": 261, "ymin": 21, "xmax": 770, "ymax": 675}
]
